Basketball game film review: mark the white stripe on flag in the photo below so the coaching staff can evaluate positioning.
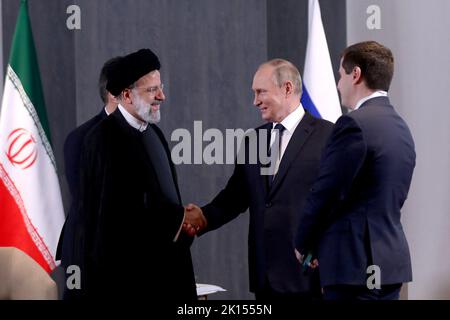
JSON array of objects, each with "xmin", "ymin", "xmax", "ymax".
[
  {"xmin": 301, "ymin": 0, "xmax": 342, "ymax": 123},
  {"xmin": 0, "ymin": 74, "xmax": 64, "ymax": 270},
  {"xmin": 0, "ymin": 0, "xmax": 64, "ymax": 273}
]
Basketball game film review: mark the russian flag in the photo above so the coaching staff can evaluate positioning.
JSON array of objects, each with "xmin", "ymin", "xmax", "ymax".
[{"xmin": 301, "ymin": 0, "xmax": 342, "ymax": 123}]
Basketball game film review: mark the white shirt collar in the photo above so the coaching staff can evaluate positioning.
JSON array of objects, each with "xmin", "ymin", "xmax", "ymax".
[
  {"xmin": 104, "ymin": 106, "xmax": 111, "ymax": 116},
  {"xmin": 354, "ymin": 91, "xmax": 388, "ymax": 111},
  {"xmin": 272, "ymin": 103, "xmax": 305, "ymax": 134},
  {"xmin": 118, "ymin": 104, "xmax": 148, "ymax": 132}
]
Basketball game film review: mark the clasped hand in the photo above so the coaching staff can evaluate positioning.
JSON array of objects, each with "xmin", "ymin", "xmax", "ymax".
[{"xmin": 182, "ymin": 203, "xmax": 207, "ymax": 236}]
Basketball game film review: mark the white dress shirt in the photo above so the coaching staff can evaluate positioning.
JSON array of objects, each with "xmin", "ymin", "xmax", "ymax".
[
  {"xmin": 354, "ymin": 90, "xmax": 388, "ymax": 111},
  {"xmin": 118, "ymin": 104, "xmax": 148, "ymax": 131},
  {"xmin": 270, "ymin": 104, "xmax": 305, "ymax": 174}
]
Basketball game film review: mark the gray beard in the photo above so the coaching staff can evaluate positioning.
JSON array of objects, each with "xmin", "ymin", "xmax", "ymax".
[
  {"xmin": 133, "ymin": 94, "xmax": 161, "ymax": 124},
  {"xmin": 141, "ymin": 108, "xmax": 160, "ymax": 124}
]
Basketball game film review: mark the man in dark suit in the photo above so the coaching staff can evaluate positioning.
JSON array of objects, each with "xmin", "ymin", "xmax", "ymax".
[
  {"xmin": 185, "ymin": 59, "xmax": 333, "ymax": 300},
  {"xmin": 56, "ymin": 57, "xmax": 119, "ymax": 267},
  {"xmin": 294, "ymin": 41, "xmax": 416, "ymax": 300},
  {"xmin": 72, "ymin": 48, "xmax": 197, "ymax": 300},
  {"xmin": 63, "ymin": 57, "xmax": 120, "ymax": 199}
]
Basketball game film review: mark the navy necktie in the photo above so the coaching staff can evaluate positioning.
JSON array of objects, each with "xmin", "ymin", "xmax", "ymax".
[{"xmin": 268, "ymin": 123, "xmax": 285, "ymax": 188}]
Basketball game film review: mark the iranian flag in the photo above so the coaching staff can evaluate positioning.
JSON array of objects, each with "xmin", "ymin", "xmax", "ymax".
[{"xmin": 0, "ymin": 0, "xmax": 64, "ymax": 273}]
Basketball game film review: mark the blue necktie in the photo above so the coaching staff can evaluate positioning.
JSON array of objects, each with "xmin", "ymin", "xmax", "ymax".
[{"xmin": 268, "ymin": 123, "xmax": 285, "ymax": 188}]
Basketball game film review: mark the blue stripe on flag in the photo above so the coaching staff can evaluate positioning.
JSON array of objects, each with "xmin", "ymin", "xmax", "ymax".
[
  {"xmin": 301, "ymin": 84, "xmax": 322, "ymax": 119},
  {"xmin": 301, "ymin": 0, "xmax": 342, "ymax": 123}
]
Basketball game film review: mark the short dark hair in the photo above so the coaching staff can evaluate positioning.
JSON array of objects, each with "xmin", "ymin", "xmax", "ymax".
[
  {"xmin": 341, "ymin": 41, "xmax": 394, "ymax": 91},
  {"xmin": 98, "ymin": 56, "xmax": 121, "ymax": 103}
]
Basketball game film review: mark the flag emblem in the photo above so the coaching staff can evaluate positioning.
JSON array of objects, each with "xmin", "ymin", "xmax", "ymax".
[{"xmin": 6, "ymin": 128, "xmax": 38, "ymax": 170}]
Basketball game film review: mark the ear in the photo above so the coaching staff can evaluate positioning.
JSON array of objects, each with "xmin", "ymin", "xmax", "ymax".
[
  {"xmin": 284, "ymin": 81, "xmax": 294, "ymax": 97},
  {"xmin": 107, "ymin": 92, "xmax": 118, "ymax": 104},
  {"xmin": 352, "ymin": 66, "xmax": 363, "ymax": 85},
  {"xmin": 122, "ymin": 89, "xmax": 133, "ymax": 104}
]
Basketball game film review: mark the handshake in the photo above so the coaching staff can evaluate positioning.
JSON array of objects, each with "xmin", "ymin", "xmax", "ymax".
[{"xmin": 182, "ymin": 203, "xmax": 207, "ymax": 237}]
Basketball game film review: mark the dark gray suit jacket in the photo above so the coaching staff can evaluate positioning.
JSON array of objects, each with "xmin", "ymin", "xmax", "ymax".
[
  {"xmin": 202, "ymin": 111, "xmax": 333, "ymax": 294},
  {"xmin": 57, "ymin": 109, "xmax": 107, "ymax": 263}
]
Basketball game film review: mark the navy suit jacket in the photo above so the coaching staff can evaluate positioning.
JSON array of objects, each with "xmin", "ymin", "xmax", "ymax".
[
  {"xmin": 56, "ymin": 109, "xmax": 107, "ymax": 262},
  {"xmin": 295, "ymin": 97, "xmax": 416, "ymax": 287},
  {"xmin": 202, "ymin": 111, "xmax": 333, "ymax": 294}
]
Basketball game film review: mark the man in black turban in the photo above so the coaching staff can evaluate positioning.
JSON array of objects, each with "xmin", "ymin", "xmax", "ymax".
[{"xmin": 72, "ymin": 48, "xmax": 198, "ymax": 300}]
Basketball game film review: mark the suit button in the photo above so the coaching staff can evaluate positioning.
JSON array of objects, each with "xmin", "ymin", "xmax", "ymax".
[{"xmin": 265, "ymin": 202, "xmax": 272, "ymax": 208}]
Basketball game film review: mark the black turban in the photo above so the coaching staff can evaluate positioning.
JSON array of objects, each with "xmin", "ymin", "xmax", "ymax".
[{"xmin": 106, "ymin": 48, "xmax": 161, "ymax": 96}]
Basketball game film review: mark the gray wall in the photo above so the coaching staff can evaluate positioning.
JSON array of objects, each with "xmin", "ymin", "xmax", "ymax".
[
  {"xmin": 347, "ymin": 0, "xmax": 450, "ymax": 299},
  {"xmin": 2, "ymin": 0, "xmax": 346, "ymax": 299}
]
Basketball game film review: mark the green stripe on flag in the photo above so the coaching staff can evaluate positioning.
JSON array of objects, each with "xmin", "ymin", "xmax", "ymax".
[{"xmin": 9, "ymin": 0, "xmax": 52, "ymax": 145}]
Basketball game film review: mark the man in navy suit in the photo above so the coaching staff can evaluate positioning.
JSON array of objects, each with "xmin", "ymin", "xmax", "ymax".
[
  {"xmin": 294, "ymin": 41, "xmax": 416, "ymax": 300},
  {"xmin": 56, "ymin": 57, "xmax": 119, "ymax": 282},
  {"xmin": 185, "ymin": 59, "xmax": 333, "ymax": 300}
]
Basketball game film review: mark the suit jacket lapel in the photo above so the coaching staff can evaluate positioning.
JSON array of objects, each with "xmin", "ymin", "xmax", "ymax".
[{"xmin": 268, "ymin": 112, "xmax": 316, "ymax": 197}]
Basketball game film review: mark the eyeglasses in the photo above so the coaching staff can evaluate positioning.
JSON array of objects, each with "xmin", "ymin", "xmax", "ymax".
[{"xmin": 133, "ymin": 84, "xmax": 164, "ymax": 95}]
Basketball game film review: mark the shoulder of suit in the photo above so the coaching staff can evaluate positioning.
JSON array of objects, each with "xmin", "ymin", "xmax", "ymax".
[
  {"xmin": 83, "ymin": 114, "xmax": 118, "ymax": 144},
  {"xmin": 64, "ymin": 110, "xmax": 105, "ymax": 149},
  {"xmin": 310, "ymin": 115, "xmax": 334, "ymax": 129},
  {"xmin": 345, "ymin": 104, "xmax": 379, "ymax": 124},
  {"xmin": 149, "ymin": 124, "xmax": 170, "ymax": 146},
  {"xmin": 67, "ymin": 110, "xmax": 105, "ymax": 135},
  {"xmin": 301, "ymin": 112, "xmax": 334, "ymax": 134},
  {"xmin": 334, "ymin": 113, "xmax": 364, "ymax": 133},
  {"xmin": 149, "ymin": 123, "xmax": 164, "ymax": 135}
]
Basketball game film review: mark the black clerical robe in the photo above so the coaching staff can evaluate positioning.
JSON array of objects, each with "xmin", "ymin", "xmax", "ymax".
[{"xmin": 74, "ymin": 109, "xmax": 196, "ymax": 300}]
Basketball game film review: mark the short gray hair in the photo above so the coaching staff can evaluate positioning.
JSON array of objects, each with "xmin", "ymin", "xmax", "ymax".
[{"xmin": 261, "ymin": 59, "xmax": 302, "ymax": 96}]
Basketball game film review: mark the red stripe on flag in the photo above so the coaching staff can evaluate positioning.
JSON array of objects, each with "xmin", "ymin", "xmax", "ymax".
[{"xmin": 0, "ymin": 168, "xmax": 52, "ymax": 273}]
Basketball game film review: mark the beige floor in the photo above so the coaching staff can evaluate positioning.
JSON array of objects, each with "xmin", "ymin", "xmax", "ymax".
[{"xmin": 0, "ymin": 247, "xmax": 57, "ymax": 300}]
